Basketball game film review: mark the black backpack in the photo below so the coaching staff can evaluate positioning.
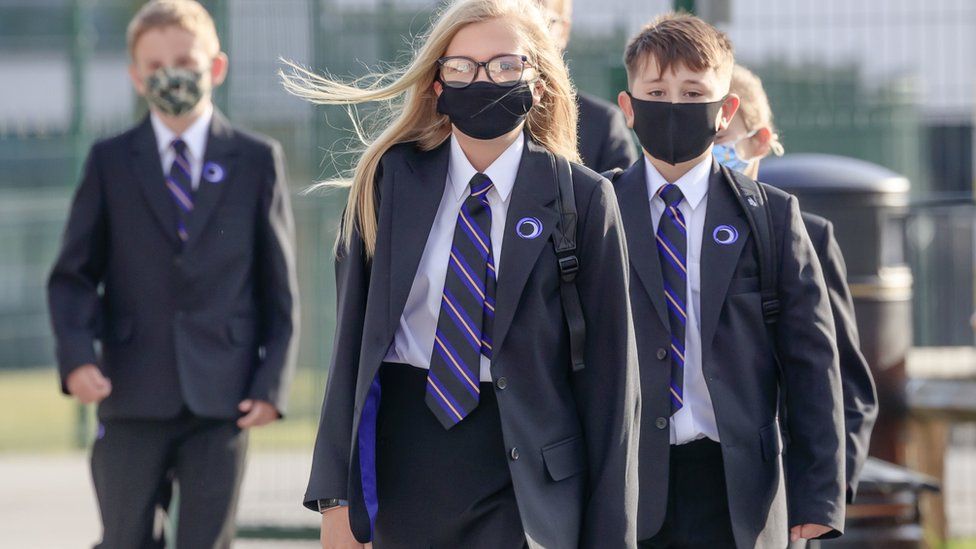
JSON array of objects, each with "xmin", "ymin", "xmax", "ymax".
[
  {"xmin": 555, "ymin": 161, "xmax": 783, "ymax": 380},
  {"xmin": 602, "ymin": 164, "xmax": 781, "ymax": 330},
  {"xmin": 548, "ymin": 153, "xmax": 587, "ymax": 372}
]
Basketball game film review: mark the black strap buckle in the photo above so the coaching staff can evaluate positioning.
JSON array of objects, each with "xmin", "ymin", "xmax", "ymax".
[
  {"xmin": 762, "ymin": 297, "xmax": 781, "ymax": 324},
  {"xmin": 557, "ymin": 255, "xmax": 579, "ymax": 281}
]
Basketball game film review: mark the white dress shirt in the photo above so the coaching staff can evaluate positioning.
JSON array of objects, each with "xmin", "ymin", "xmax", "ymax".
[
  {"xmin": 150, "ymin": 104, "xmax": 213, "ymax": 191},
  {"xmin": 384, "ymin": 133, "xmax": 524, "ymax": 382},
  {"xmin": 644, "ymin": 155, "xmax": 721, "ymax": 445}
]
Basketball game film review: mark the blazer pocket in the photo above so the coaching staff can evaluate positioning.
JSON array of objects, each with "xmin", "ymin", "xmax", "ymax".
[
  {"xmin": 759, "ymin": 422, "xmax": 784, "ymax": 462},
  {"xmin": 728, "ymin": 275, "xmax": 760, "ymax": 295},
  {"xmin": 227, "ymin": 317, "xmax": 258, "ymax": 347},
  {"xmin": 107, "ymin": 317, "xmax": 134, "ymax": 344},
  {"xmin": 542, "ymin": 435, "xmax": 586, "ymax": 482}
]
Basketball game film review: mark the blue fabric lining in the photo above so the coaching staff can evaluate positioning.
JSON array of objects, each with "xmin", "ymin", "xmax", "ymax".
[{"xmin": 358, "ymin": 373, "xmax": 382, "ymax": 538}]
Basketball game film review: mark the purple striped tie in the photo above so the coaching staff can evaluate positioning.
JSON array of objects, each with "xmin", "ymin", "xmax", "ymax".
[
  {"xmin": 656, "ymin": 183, "xmax": 687, "ymax": 415},
  {"xmin": 166, "ymin": 138, "xmax": 194, "ymax": 243},
  {"xmin": 425, "ymin": 173, "xmax": 497, "ymax": 429}
]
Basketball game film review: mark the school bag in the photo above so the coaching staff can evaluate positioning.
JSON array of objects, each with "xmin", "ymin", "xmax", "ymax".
[
  {"xmin": 602, "ymin": 164, "xmax": 787, "ymax": 428},
  {"xmin": 601, "ymin": 164, "xmax": 782, "ymax": 337},
  {"xmin": 547, "ymin": 153, "xmax": 587, "ymax": 372}
]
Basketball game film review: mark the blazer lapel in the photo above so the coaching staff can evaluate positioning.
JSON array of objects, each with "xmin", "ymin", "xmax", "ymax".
[
  {"xmin": 491, "ymin": 138, "xmax": 559, "ymax": 360},
  {"xmin": 700, "ymin": 160, "xmax": 751, "ymax": 349},
  {"xmin": 388, "ymin": 140, "xmax": 452, "ymax": 335},
  {"xmin": 184, "ymin": 110, "xmax": 238, "ymax": 249},
  {"xmin": 615, "ymin": 159, "xmax": 669, "ymax": 329},
  {"xmin": 130, "ymin": 116, "xmax": 180, "ymax": 247}
]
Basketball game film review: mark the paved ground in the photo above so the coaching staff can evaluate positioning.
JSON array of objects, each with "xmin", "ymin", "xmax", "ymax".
[
  {"xmin": 3, "ymin": 447, "xmax": 975, "ymax": 547},
  {"xmin": 0, "ymin": 451, "xmax": 319, "ymax": 548}
]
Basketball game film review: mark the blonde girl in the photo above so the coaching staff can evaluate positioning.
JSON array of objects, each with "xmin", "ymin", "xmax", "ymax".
[{"xmin": 284, "ymin": 0, "xmax": 639, "ymax": 547}]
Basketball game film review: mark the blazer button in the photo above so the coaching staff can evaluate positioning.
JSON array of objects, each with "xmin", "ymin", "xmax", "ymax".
[
  {"xmin": 509, "ymin": 447, "xmax": 520, "ymax": 461},
  {"xmin": 656, "ymin": 348, "xmax": 668, "ymax": 360},
  {"xmin": 655, "ymin": 417, "xmax": 668, "ymax": 430},
  {"xmin": 496, "ymin": 377, "xmax": 508, "ymax": 390},
  {"xmin": 173, "ymin": 256, "xmax": 183, "ymax": 267}
]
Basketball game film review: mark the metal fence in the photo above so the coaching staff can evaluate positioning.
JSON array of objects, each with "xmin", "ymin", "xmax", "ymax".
[{"xmin": 2, "ymin": 0, "xmax": 975, "ymax": 542}]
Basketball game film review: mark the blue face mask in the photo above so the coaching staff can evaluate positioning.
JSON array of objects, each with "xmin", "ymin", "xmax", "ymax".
[
  {"xmin": 713, "ymin": 130, "xmax": 760, "ymax": 173},
  {"xmin": 713, "ymin": 143, "xmax": 749, "ymax": 173}
]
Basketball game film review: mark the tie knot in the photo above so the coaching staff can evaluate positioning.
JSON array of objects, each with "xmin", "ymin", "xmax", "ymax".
[
  {"xmin": 469, "ymin": 173, "xmax": 494, "ymax": 198},
  {"xmin": 171, "ymin": 138, "xmax": 188, "ymax": 156},
  {"xmin": 658, "ymin": 184, "xmax": 684, "ymax": 207}
]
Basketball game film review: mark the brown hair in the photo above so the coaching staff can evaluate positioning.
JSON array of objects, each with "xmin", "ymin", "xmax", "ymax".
[
  {"xmin": 624, "ymin": 12, "xmax": 734, "ymax": 84},
  {"xmin": 127, "ymin": 0, "xmax": 220, "ymax": 59},
  {"xmin": 730, "ymin": 64, "xmax": 785, "ymax": 156}
]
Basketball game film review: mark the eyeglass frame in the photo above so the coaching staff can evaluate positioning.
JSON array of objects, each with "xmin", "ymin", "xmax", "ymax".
[{"xmin": 435, "ymin": 54, "xmax": 535, "ymax": 88}]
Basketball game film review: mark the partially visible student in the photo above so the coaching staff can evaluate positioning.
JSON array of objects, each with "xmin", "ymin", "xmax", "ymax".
[
  {"xmin": 47, "ymin": 1, "xmax": 298, "ymax": 547},
  {"xmin": 537, "ymin": 0, "xmax": 637, "ymax": 172},
  {"xmin": 284, "ymin": 0, "xmax": 639, "ymax": 547},
  {"xmin": 715, "ymin": 64, "xmax": 878, "ymax": 505},
  {"xmin": 611, "ymin": 13, "xmax": 846, "ymax": 548}
]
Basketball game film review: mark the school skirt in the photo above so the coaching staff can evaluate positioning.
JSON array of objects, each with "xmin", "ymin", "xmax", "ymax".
[{"xmin": 372, "ymin": 362, "xmax": 526, "ymax": 548}]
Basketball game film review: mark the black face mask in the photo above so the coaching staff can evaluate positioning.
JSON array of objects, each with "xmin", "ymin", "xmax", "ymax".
[
  {"xmin": 628, "ymin": 92, "xmax": 725, "ymax": 165},
  {"xmin": 436, "ymin": 81, "xmax": 534, "ymax": 140}
]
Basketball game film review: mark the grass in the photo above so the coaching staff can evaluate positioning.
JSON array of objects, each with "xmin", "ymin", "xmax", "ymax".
[
  {"xmin": 0, "ymin": 369, "xmax": 81, "ymax": 452},
  {"xmin": 0, "ymin": 367, "xmax": 325, "ymax": 453}
]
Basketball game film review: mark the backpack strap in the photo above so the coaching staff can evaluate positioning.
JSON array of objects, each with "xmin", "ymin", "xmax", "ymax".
[
  {"xmin": 722, "ymin": 165, "xmax": 780, "ymax": 326},
  {"xmin": 549, "ymin": 153, "xmax": 586, "ymax": 372},
  {"xmin": 721, "ymin": 164, "xmax": 789, "ymax": 439}
]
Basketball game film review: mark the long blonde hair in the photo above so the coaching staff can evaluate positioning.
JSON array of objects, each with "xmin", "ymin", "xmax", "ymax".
[{"xmin": 281, "ymin": 0, "xmax": 579, "ymax": 257}]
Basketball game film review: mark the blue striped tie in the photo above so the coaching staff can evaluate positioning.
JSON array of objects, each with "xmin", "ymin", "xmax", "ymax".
[
  {"xmin": 656, "ymin": 184, "xmax": 687, "ymax": 415},
  {"xmin": 166, "ymin": 138, "xmax": 194, "ymax": 243},
  {"xmin": 426, "ymin": 173, "xmax": 497, "ymax": 430}
]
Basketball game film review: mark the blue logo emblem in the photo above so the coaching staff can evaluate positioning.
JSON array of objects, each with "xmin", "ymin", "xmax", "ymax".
[
  {"xmin": 516, "ymin": 217, "xmax": 543, "ymax": 239},
  {"xmin": 202, "ymin": 161, "xmax": 225, "ymax": 184},
  {"xmin": 712, "ymin": 224, "xmax": 739, "ymax": 245}
]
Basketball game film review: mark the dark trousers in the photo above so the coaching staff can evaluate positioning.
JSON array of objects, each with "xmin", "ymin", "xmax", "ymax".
[
  {"xmin": 90, "ymin": 408, "xmax": 248, "ymax": 549},
  {"xmin": 639, "ymin": 439, "xmax": 736, "ymax": 549},
  {"xmin": 372, "ymin": 363, "xmax": 525, "ymax": 549}
]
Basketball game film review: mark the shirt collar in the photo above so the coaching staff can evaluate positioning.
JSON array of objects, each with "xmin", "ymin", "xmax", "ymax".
[
  {"xmin": 447, "ymin": 132, "xmax": 524, "ymax": 203},
  {"xmin": 643, "ymin": 153, "xmax": 711, "ymax": 210},
  {"xmin": 150, "ymin": 103, "xmax": 214, "ymax": 162}
]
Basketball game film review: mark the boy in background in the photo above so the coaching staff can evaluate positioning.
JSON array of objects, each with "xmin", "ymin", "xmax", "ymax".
[
  {"xmin": 537, "ymin": 0, "xmax": 638, "ymax": 172},
  {"xmin": 47, "ymin": 1, "xmax": 298, "ymax": 546}
]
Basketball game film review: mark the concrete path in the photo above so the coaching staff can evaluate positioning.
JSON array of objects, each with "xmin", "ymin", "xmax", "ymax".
[{"xmin": 0, "ymin": 451, "xmax": 318, "ymax": 548}]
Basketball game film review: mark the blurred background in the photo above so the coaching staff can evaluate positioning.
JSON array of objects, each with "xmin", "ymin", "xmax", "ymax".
[{"xmin": 1, "ymin": 0, "xmax": 974, "ymax": 547}]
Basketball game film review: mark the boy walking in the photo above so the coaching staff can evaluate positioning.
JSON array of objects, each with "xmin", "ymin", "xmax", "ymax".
[
  {"xmin": 611, "ymin": 14, "xmax": 846, "ymax": 548},
  {"xmin": 47, "ymin": 1, "xmax": 298, "ymax": 547}
]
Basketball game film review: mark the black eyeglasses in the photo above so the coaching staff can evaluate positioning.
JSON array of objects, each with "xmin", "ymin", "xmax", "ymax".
[{"xmin": 436, "ymin": 54, "xmax": 533, "ymax": 88}]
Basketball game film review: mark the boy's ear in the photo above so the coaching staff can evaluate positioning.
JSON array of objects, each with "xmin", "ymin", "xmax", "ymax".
[
  {"xmin": 717, "ymin": 92, "xmax": 740, "ymax": 131},
  {"xmin": 211, "ymin": 52, "xmax": 229, "ymax": 87},
  {"xmin": 128, "ymin": 63, "xmax": 147, "ymax": 97},
  {"xmin": 617, "ymin": 91, "xmax": 635, "ymax": 129}
]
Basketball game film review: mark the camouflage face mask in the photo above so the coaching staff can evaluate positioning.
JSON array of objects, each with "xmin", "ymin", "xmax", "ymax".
[{"xmin": 144, "ymin": 66, "xmax": 207, "ymax": 117}]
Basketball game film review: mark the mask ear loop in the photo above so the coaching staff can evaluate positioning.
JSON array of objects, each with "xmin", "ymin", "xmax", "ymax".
[{"xmin": 733, "ymin": 128, "xmax": 762, "ymax": 161}]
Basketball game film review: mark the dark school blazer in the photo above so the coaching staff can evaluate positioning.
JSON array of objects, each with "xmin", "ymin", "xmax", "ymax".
[
  {"xmin": 801, "ymin": 212, "xmax": 878, "ymax": 502},
  {"xmin": 577, "ymin": 91, "xmax": 638, "ymax": 173},
  {"xmin": 304, "ymin": 136, "xmax": 641, "ymax": 548},
  {"xmin": 613, "ymin": 159, "xmax": 846, "ymax": 547},
  {"xmin": 47, "ymin": 111, "xmax": 299, "ymax": 420}
]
